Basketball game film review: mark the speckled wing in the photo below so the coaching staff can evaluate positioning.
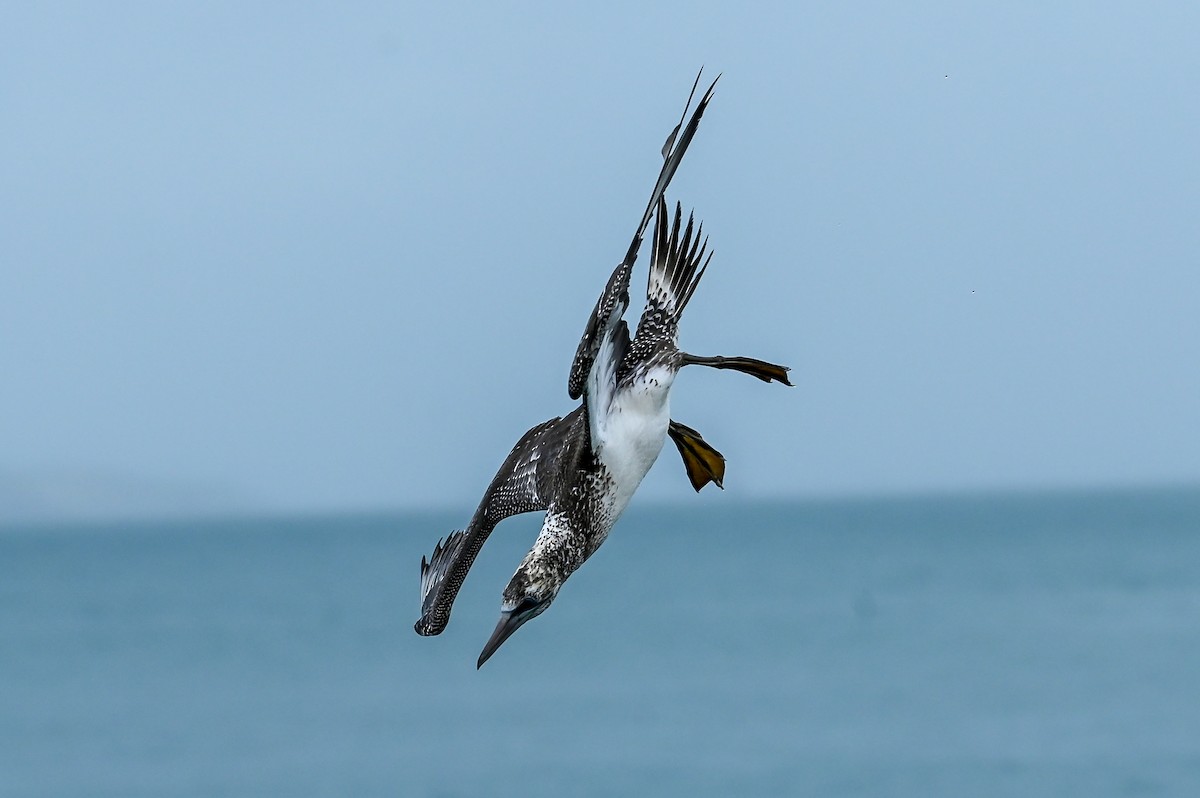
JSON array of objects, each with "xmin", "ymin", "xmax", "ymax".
[
  {"xmin": 415, "ymin": 407, "xmax": 586, "ymax": 636},
  {"xmin": 567, "ymin": 72, "xmax": 719, "ymax": 401},
  {"xmin": 567, "ymin": 263, "xmax": 632, "ymax": 401}
]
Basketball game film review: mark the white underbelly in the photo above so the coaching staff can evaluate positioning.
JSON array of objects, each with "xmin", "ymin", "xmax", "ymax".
[{"xmin": 595, "ymin": 368, "xmax": 674, "ymax": 521}]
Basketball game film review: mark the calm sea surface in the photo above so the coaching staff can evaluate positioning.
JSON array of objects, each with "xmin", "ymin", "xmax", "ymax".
[{"xmin": 3, "ymin": 489, "xmax": 1199, "ymax": 797}]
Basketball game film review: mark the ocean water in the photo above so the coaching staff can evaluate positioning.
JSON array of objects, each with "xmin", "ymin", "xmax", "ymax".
[{"xmin": 3, "ymin": 488, "xmax": 1199, "ymax": 797}]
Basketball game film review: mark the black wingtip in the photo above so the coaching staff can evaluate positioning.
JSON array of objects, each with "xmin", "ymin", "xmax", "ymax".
[
  {"xmin": 674, "ymin": 69, "xmax": 705, "ymax": 147},
  {"xmin": 626, "ymin": 69, "xmax": 721, "ymax": 266}
]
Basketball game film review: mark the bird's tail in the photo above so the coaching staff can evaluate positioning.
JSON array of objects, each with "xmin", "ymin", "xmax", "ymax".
[{"xmin": 643, "ymin": 196, "xmax": 713, "ymax": 330}]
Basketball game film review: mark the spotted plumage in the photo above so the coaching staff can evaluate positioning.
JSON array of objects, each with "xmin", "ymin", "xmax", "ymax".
[{"xmin": 414, "ymin": 72, "xmax": 793, "ymax": 667}]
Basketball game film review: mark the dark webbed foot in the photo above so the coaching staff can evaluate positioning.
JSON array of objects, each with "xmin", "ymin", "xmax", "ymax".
[
  {"xmin": 668, "ymin": 420, "xmax": 726, "ymax": 492},
  {"xmin": 680, "ymin": 354, "xmax": 792, "ymax": 386}
]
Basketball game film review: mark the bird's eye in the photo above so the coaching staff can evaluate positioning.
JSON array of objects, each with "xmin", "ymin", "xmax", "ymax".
[{"xmin": 513, "ymin": 595, "xmax": 548, "ymax": 619}]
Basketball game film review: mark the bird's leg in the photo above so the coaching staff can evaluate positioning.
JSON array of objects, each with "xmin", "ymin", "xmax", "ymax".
[
  {"xmin": 667, "ymin": 420, "xmax": 726, "ymax": 492},
  {"xmin": 679, "ymin": 354, "xmax": 793, "ymax": 386}
]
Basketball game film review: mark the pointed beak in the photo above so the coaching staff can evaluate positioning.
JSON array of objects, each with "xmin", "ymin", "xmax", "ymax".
[{"xmin": 477, "ymin": 610, "xmax": 526, "ymax": 669}]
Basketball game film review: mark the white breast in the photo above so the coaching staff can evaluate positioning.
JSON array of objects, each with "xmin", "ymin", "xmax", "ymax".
[{"xmin": 594, "ymin": 365, "xmax": 675, "ymax": 520}]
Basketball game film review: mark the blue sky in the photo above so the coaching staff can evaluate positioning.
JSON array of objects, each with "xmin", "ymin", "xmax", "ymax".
[{"xmin": 2, "ymin": 2, "xmax": 1197, "ymax": 518}]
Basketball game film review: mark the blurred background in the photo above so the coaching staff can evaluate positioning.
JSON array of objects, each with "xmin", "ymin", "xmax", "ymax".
[
  {"xmin": 3, "ymin": 1, "xmax": 1197, "ymax": 522},
  {"xmin": 2, "ymin": 3, "xmax": 1198, "ymax": 797}
]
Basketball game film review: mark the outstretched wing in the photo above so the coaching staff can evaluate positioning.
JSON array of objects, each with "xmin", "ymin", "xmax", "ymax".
[
  {"xmin": 567, "ymin": 71, "xmax": 719, "ymax": 400},
  {"xmin": 415, "ymin": 407, "xmax": 586, "ymax": 636}
]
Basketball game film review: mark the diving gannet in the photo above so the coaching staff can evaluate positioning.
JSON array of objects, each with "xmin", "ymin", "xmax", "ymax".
[{"xmin": 414, "ymin": 73, "xmax": 791, "ymax": 667}]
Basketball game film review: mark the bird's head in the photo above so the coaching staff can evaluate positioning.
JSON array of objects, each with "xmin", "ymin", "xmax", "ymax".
[{"xmin": 476, "ymin": 559, "xmax": 562, "ymax": 668}]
